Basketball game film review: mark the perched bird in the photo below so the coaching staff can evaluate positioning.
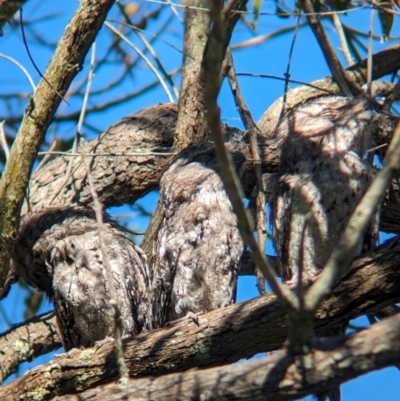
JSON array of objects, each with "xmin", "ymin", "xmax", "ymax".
[
  {"xmin": 152, "ymin": 142, "xmax": 244, "ymax": 327},
  {"xmin": 271, "ymin": 96, "xmax": 378, "ymax": 401},
  {"xmin": 272, "ymin": 96, "xmax": 377, "ymax": 284},
  {"xmin": 12, "ymin": 206, "xmax": 151, "ymax": 351}
]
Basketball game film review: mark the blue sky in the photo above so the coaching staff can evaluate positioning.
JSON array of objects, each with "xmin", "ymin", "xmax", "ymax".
[{"xmin": 0, "ymin": 1, "xmax": 399, "ymax": 398}]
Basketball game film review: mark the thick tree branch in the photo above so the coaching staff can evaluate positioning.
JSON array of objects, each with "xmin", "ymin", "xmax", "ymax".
[
  {"xmin": 2, "ymin": 236, "xmax": 400, "ymax": 398},
  {"xmin": 173, "ymin": 0, "xmax": 210, "ymax": 150},
  {"xmin": 52, "ymin": 313, "xmax": 400, "ymax": 401},
  {"xmin": 0, "ymin": 0, "xmax": 116, "ymax": 293}
]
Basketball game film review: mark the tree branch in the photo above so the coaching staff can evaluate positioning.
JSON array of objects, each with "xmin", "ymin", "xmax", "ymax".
[
  {"xmin": 0, "ymin": 0, "xmax": 116, "ymax": 293},
  {"xmin": 0, "ymin": 0, "xmax": 28, "ymax": 35},
  {"xmin": 0, "ymin": 312, "xmax": 58, "ymax": 383},
  {"xmin": 52, "ymin": 313, "xmax": 400, "ymax": 401},
  {"xmin": 2, "ymin": 236, "xmax": 400, "ymax": 397},
  {"xmin": 300, "ymin": 0, "xmax": 357, "ymax": 96}
]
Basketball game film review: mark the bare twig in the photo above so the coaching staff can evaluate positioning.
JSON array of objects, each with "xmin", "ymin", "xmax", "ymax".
[
  {"xmin": 135, "ymin": 30, "xmax": 179, "ymax": 99},
  {"xmin": 105, "ymin": 21, "xmax": 175, "ymax": 103},
  {"xmin": 366, "ymin": 9, "xmax": 376, "ymax": 96},
  {"xmin": 38, "ymin": 151, "xmax": 176, "ymax": 157},
  {"xmin": 300, "ymin": 0, "xmax": 356, "ymax": 96},
  {"xmin": 0, "ymin": 120, "xmax": 9, "ymax": 160},
  {"xmin": 282, "ymin": 16, "xmax": 300, "ymax": 108},
  {"xmin": 141, "ymin": 0, "xmax": 364, "ymax": 17},
  {"xmin": 78, "ymin": 44, "xmax": 128, "ymax": 381},
  {"xmin": 231, "ymin": 22, "xmax": 306, "ymax": 50},
  {"xmin": 0, "ymin": 53, "xmax": 36, "ymax": 91},
  {"xmin": 204, "ymin": 0, "xmax": 298, "ymax": 311},
  {"xmin": 20, "ymin": 9, "xmax": 69, "ymax": 104},
  {"xmin": 225, "ymin": 49, "xmax": 267, "ymax": 295},
  {"xmin": 332, "ymin": 13, "xmax": 353, "ymax": 66}
]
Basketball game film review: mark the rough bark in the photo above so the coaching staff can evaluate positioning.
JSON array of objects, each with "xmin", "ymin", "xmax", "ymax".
[
  {"xmin": 51, "ymin": 313, "xmax": 400, "ymax": 401},
  {"xmin": 0, "ymin": 0, "xmax": 116, "ymax": 293},
  {"xmin": 3, "ymin": 30, "xmax": 400, "ymax": 401},
  {"xmin": 22, "ymin": 104, "xmax": 177, "ymax": 216},
  {"xmin": 2, "ymin": 235, "xmax": 400, "ymax": 399},
  {"xmin": 174, "ymin": 0, "xmax": 211, "ymax": 151},
  {"xmin": 0, "ymin": 312, "xmax": 58, "ymax": 383}
]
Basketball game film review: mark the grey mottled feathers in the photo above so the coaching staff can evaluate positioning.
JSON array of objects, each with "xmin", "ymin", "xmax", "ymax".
[
  {"xmin": 152, "ymin": 143, "xmax": 244, "ymax": 327},
  {"xmin": 12, "ymin": 207, "xmax": 151, "ymax": 351},
  {"xmin": 271, "ymin": 96, "xmax": 379, "ymax": 401},
  {"xmin": 272, "ymin": 96, "xmax": 378, "ymax": 284}
]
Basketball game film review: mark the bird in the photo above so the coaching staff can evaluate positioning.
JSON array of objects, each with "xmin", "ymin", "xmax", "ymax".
[
  {"xmin": 12, "ymin": 206, "xmax": 152, "ymax": 351},
  {"xmin": 152, "ymin": 142, "xmax": 245, "ymax": 328},
  {"xmin": 270, "ymin": 96, "xmax": 378, "ymax": 401}
]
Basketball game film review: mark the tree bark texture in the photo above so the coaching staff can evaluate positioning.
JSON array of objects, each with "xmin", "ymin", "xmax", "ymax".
[
  {"xmin": 2, "ymin": 235, "xmax": 400, "ymax": 399},
  {"xmin": 50, "ymin": 313, "xmax": 400, "ymax": 401},
  {"xmin": 0, "ymin": 312, "xmax": 58, "ymax": 383}
]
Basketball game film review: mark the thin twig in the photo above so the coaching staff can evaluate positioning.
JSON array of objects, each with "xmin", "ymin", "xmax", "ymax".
[
  {"xmin": 135, "ymin": 30, "xmax": 179, "ymax": 99},
  {"xmin": 78, "ymin": 44, "xmax": 128, "ymax": 381},
  {"xmin": 332, "ymin": 13, "xmax": 353, "ymax": 66},
  {"xmin": 108, "ymin": 19, "xmax": 189, "ymax": 60},
  {"xmin": 235, "ymin": 72, "xmax": 336, "ymax": 94},
  {"xmin": 105, "ymin": 21, "xmax": 175, "ymax": 103},
  {"xmin": 300, "ymin": 0, "xmax": 356, "ymax": 96},
  {"xmin": 20, "ymin": 8, "xmax": 69, "ymax": 104},
  {"xmin": 282, "ymin": 16, "xmax": 300, "ymax": 108},
  {"xmin": 141, "ymin": 0, "xmax": 364, "ymax": 17},
  {"xmin": 0, "ymin": 121, "xmax": 9, "ymax": 161},
  {"xmin": 37, "ymin": 151, "xmax": 176, "ymax": 157},
  {"xmin": 35, "ymin": 141, "xmax": 59, "ymax": 171},
  {"xmin": 165, "ymin": 0, "xmax": 183, "ymax": 22},
  {"xmin": 366, "ymin": 9, "xmax": 376, "ymax": 97},
  {"xmin": 0, "ymin": 53, "xmax": 36, "ymax": 92},
  {"xmin": 204, "ymin": 0, "xmax": 298, "ymax": 311},
  {"xmin": 225, "ymin": 49, "xmax": 267, "ymax": 295},
  {"xmin": 278, "ymin": 16, "xmax": 300, "ymax": 125},
  {"xmin": 231, "ymin": 22, "xmax": 307, "ymax": 51},
  {"xmin": 305, "ymin": 122, "xmax": 400, "ymax": 313},
  {"xmin": 46, "ymin": 42, "xmax": 100, "ymax": 207}
]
